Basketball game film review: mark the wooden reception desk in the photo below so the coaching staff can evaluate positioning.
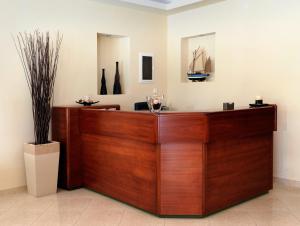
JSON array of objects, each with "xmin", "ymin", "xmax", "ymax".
[{"xmin": 52, "ymin": 105, "xmax": 277, "ymax": 216}]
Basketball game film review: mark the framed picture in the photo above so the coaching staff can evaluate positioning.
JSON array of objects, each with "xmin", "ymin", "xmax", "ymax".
[{"xmin": 139, "ymin": 53, "xmax": 154, "ymax": 83}]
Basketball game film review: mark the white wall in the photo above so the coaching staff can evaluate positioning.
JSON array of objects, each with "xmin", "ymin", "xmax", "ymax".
[
  {"xmin": 167, "ymin": 0, "xmax": 300, "ymax": 181},
  {"xmin": 0, "ymin": 0, "xmax": 166, "ymax": 190}
]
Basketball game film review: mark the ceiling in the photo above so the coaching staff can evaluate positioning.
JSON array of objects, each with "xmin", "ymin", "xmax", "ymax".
[
  {"xmin": 118, "ymin": 0, "xmax": 205, "ymax": 10},
  {"xmin": 150, "ymin": 0, "xmax": 172, "ymax": 3}
]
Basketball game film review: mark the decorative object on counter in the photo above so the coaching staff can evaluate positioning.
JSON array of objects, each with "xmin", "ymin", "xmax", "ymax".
[
  {"xmin": 113, "ymin": 61, "xmax": 122, "ymax": 94},
  {"xmin": 249, "ymin": 96, "xmax": 269, "ymax": 107},
  {"xmin": 76, "ymin": 96, "xmax": 99, "ymax": 106},
  {"xmin": 161, "ymin": 106, "xmax": 169, "ymax": 111},
  {"xmin": 100, "ymin": 68, "xmax": 107, "ymax": 95},
  {"xmin": 146, "ymin": 88, "xmax": 164, "ymax": 113},
  {"xmin": 223, "ymin": 102, "xmax": 234, "ymax": 110},
  {"xmin": 187, "ymin": 46, "xmax": 211, "ymax": 82},
  {"xmin": 134, "ymin": 102, "xmax": 149, "ymax": 111},
  {"xmin": 255, "ymin": 96, "xmax": 263, "ymax": 105},
  {"xmin": 14, "ymin": 30, "xmax": 63, "ymax": 197}
]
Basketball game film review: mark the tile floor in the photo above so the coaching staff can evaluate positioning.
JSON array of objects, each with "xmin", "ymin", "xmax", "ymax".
[{"xmin": 0, "ymin": 183, "xmax": 299, "ymax": 226}]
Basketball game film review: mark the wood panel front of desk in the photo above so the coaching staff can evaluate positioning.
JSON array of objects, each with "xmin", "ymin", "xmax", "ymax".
[
  {"xmin": 158, "ymin": 106, "xmax": 276, "ymax": 216},
  {"xmin": 51, "ymin": 105, "xmax": 120, "ymax": 189},
  {"xmin": 80, "ymin": 110, "xmax": 158, "ymax": 213},
  {"xmin": 77, "ymin": 106, "xmax": 276, "ymax": 216}
]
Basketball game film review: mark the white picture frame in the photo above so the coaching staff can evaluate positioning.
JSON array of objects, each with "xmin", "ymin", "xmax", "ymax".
[{"xmin": 139, "ymin": 52, "xmax": 154, "ymax": 83}]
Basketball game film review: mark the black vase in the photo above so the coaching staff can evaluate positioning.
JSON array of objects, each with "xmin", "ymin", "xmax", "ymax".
[
  {"xmin": 100, "ymin": 68, "xmax": 107, "ymax": 95},
  {"xmin": 113, "ymin": 62, "xmax": 122, "ymax": 95}
]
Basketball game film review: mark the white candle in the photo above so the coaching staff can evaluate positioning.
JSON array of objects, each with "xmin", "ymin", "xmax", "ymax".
[
  {"xmin": 255, "ymin": 96, "xmax": 262, "ymax": 100},
  {"xmin": 153, "ymin": 99, "xmax": 159, "ymax": 104}
]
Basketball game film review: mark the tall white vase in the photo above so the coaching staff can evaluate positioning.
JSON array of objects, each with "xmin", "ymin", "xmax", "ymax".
[{"xmin": 24, "ymin": 141, "xmax": 60, "ymax": 197}]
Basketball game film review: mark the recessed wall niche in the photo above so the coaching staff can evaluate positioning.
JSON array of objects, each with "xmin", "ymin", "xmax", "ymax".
[
  {"xmin": 181, "ymin": 32, "xmax": 215, "ymax": 82},
  {"xmin": 97, "ymin": 33, "xmax": 129, "ymax": 95}
]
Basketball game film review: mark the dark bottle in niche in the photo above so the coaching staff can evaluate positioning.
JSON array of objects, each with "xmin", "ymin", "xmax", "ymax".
[
  {"xmin": 100, "ymin": 68, "xmax": 107, "ymax": 95},
  {"xmin": 113, "ymin": 61, "xmax": 122, "ymax": 95}
]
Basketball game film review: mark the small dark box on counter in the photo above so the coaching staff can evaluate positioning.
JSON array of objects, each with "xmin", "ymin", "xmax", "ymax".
[{"xmin": 223, "ymin": 102, "xmax": 234, "ymax": 110}]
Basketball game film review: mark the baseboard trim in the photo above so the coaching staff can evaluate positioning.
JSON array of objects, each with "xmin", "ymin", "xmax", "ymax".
[
  {"xmin": 0, "ymin": 186, "xmax": 27, "ymax": 195},
  {"xmin": 274, "ymin": 177, "xmax": 300, "ymax": 188},
  {"xmin": 2, "ymin": 178, "xmax": 300, "ymax": 194}
]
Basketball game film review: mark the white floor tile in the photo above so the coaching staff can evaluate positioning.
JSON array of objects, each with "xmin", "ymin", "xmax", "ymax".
[
  {"xmin": 119, "ymin": 208, "xmax": 164, "ymax": 226},
  {"xmin": 0, "ymin": 184, "xmax": 298, "ymax": 226},
  {"xmin": 75, "ymin": 209, "xmax": 124, "ymax": 226},
  {"xmin": 31, "ymin": 210, "xmax": 83, "ymax": 226}
]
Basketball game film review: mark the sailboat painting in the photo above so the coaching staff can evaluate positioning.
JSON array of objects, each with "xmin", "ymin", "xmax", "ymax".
[{"xmin": 187, "ymin": 46, "xmax": 212, "ymax": 82}]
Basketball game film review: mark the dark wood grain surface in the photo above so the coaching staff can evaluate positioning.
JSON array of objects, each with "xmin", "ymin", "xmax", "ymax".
[
  {"xmin": 52, "ymin": 105, "xmax": 277, "ymax": 216},
  {"xmin": 205, "ymin": 134, "xmax": 273, "ymax": 214},
  {"xmin": 158, "ymin": 114, "xmax": 208, "ymax": 143},
  {"xmin": 80, "ymin": 110, "xmax": 158, "ymax": 144},
  {"xmin": 207, "ymin": 106, "xmax": 277, "ymax": 141},
  {"xmin": 51, "ymin": 105, "xmax": 120, "ymax": 189},
  {"xmin": 159, "ymin": 143, "xmax": 204, "ymax": 215},
  {"xmin": 82, "ymin": 134, "xmax": 157, "ymax": 213},
  {"xmin": 80, "ymin": 111, "xmax": 158, "ymax": 213}
]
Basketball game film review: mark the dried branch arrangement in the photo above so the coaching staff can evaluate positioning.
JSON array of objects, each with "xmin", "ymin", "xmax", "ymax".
[{"xmin": 14, "ymin": 31, "xmax": 63, "ymax": 144}]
